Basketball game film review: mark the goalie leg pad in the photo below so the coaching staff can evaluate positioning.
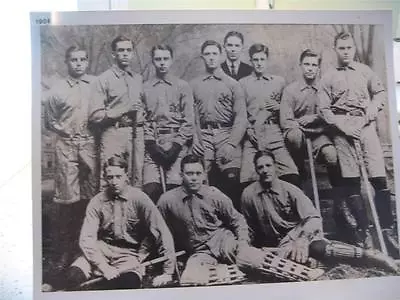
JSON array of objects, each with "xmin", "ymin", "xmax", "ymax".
[{"xmin": 236, "ymin": 246, "xmax": 324, "ymax": 282}]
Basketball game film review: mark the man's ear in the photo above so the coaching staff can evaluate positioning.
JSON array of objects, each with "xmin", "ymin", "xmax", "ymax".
[{"xmin": 111, "ymin": 51, "xmax": 116, "ymax": 60}]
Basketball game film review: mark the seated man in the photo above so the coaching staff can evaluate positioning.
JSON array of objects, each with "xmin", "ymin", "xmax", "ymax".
[
  {"xmin": 157, "ymin": 154, "xmax": 250, "ymax": 285},
  {"xmin": 43, "ymin": 153, "xmax": 176, "ymax": 291},
  {"xmin": 241, "ymin": 150, "xmax": 398, "ymax": 272},
  {"xmin": 157, "ymin": 154, "xmax": 322, "ymax": 285}
]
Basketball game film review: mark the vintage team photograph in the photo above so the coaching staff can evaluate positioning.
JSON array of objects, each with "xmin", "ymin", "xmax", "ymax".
[{"xmin": 36, "ymin": 14, "xmax": 400, "ymax": 294}]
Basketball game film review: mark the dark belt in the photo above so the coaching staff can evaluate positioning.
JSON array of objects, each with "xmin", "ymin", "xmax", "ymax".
[
  {"xmin": 333, "ymin": 108, "xmax": 365, "ymax": 116},
  {"xmin": 157, "ymin": 127, "xmax": 180, "ymax": 134},
  {"xmin": 200, "ymin": 122, "xmax": 233, "ymax": 129},
  {"xmin": 112, "ymin": 119, "xmax": 144, "ymax": 129},
  {"xmin": 105, "ymin": 239, "xmax": 138, "ymax": 249}
]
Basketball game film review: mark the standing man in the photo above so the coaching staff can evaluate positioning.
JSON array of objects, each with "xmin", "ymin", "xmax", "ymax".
[
  {"xmin": 42, "ymin": 153, "xmax": 176, "ymax": 291},
  {"xmin": 221, "ymin": 31, "xmax": 253, "ymax": 81},
  {"xmin": 241, "ymin": 150, "xmax": 398, "ymax": 272},
  {"xmin": 44, "ymin": 45, "xmax": 98, "ymax": 270},
  {"xmin": 280, "ymin": 50, "xmax": 353, "ymax": 240},
  {"xmin": 142, "ymin": 44, "xmax": 194, "ymax": 203},
  {"xmin": 190, "ymin": 40, "xmax": 247, "ymax": 210},
  {"xmin": 89, "ymin": 35, "xmax": 145, "ymax": 188},
  {"xmin": 239, "ymin": 43, "xmax": 299, "ymax": 190},
  {"xmin": 318, "ymin": 31, "xmax": 399, "ymax": 254}
]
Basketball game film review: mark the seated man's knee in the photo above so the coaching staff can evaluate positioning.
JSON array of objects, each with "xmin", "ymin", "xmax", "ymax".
[
  {"xmin": 285, "ymin": 129, "xmax": 304, "ymax": 150},
  {"xmin": 110, "ymin": 272, "xmax": 141, "ymax": 289},
  {"xmin": 321, "ymin": 145, "xmax": 337, "ymax": 166}
]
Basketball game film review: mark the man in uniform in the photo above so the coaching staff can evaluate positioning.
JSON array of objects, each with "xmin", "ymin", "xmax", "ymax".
[
  {"xmin": 190, "ymin": 40, "xmax": 246, "ymax": 210},
  {"xmin": 142, "ymin": 44, "xmax": 194, "ymax": 203},
  {"xmin": 42, "ymin": 153, "xmax": 176, "ymax": 291},
  {"xmin": 44, "ymin": 45, "xmax": 98, "ymax": 270},
  {"xmin": 280, "ymin": 49, "xmax": 338, "ymax": 178},
  {"xmin": 241, "ymin": 150, "xmax": 398, "ymax": 272},
  {"xmin": 280, "ymin": 50, "xmax": 352, "ymax": 239},
  {"xmin": 89, "ymin": 35, "xmax": 145, "ymax": 188},
  {"xmin": 221, "ymin": 31, "xmax": 253, "ymax": 81},
  {"xmin": 157, "ymin": 154, "xmax": 250, "ymax": 285},
  {"xmin": 239, "ymin": 43, "xmax": 299, "ymax": 190},
  {"xmin": 318, "ymin": 32, "xmax": 399, "ymax": 254}
]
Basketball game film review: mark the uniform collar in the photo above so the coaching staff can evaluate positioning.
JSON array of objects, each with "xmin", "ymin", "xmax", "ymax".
[
  {"xmin": 299, "ymin": 78, "xmax": 319, "ymax": 92},
  {"xmin": 111, "ymin": 64, "xmax": 134, "ymax": 78},
  {"xmin": 251, "ymin": 72, "xmax": 273, "ymax": 81},
  {"xmin": 104, "ymin": 186, "xmax": 130, "ymax": 202},
  {"xmin": 336, "ymin": 62, "xmax": 356, "ymax": 71},
  {"xmin": 181, "ymin": 185, "xmax": 205, "ymax": 202},
  {"xmin": 202, "ymin": 68, "xmax": 224, "ymax": 81},
  {"xmin": 150, "ymin": 73, "xmax": 174, "ymax": 86},
  {"xmin": 254, "ymin": 179, "xmax": 281, "ymax": 196},
  {"xmin": 66, "ymin": 74, "xmax": 90, "ymax": 87}
]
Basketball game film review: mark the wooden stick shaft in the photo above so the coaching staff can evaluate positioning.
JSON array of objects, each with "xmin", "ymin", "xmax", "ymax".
[
  {"xmin": 79, "ymin": 250, "xmax": 185, "ymax": 289},
  {"xmin": 159, "ymin": 165, "xmax": 167, "ymax": 193},
  {"xmin": 306, "ymin": 138, "xmax": 321, "ymax": 213},
  {"xmin": 354, "ymin": 140, "xmax": 388, "ymax": 255},
  {"xmin": 153, "ymin": 121, "xmax": 167, "ymax": 193},
  {"xmin": 130, "ymin": 110, "xmax": 137, "ymax": 186}
]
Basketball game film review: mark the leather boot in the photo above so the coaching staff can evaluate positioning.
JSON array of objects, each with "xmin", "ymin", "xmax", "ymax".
[
  {"xmin": 346, "ymin": 194, "xmax": 373, "ymax": 249},
  {"xmin": 382, "ymin": 227, "xmax": 400, "ymax": 259},
  {"xmin": 374, "ymin": 189, "xmax": 399, "ymax": 258},
  {"xmin": 323, "ymin": 241, "xmax": 398, "ymax": 273},
  {"xmin": 332, "ymin": 187, "xmax": 358, "ymax": 244},
  {"xmin": 374, "ymin": 189, "xmax": 393, "ymax": 228},
  {"xmin": 363, "ymin": 249, "xmax": 399, "ymax": 273}
]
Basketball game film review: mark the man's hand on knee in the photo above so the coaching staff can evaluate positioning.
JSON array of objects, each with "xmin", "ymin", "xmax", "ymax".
[{"xmin": 279, "ymin": 237, "xmax": 310, "ymax": 264}]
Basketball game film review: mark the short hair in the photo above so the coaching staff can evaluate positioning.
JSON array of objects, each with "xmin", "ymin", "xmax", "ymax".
[
  {"xmin": 253, "ymin": 150, "xmax": 276, "ymax": 167},
  {"xmin": 224, "ymin": 31, "xmax": 244, "ymax": 45},
  {"xmin": 201, "ymin": 40, "xmax": 222, "ymax": 54},
  {"xmin": 248, "ymin": 43, "xmax": 269, "ymax": 59},
  {"xmin": 180, "ymin": 154, "xmax": 205, "ymax": 171},
  {"xmin": 151, "ymin": 44, "xmax": 174, "ymax": 58},
  {"xmin": 65, "ymin": 45, "xmax": 87, "ymax": 61},
  {"xmin": 103, "ymin": 152, "xmax": 129, "ymax": 174},
  {"xmin": 334, "ymin": 31, "xmax": 354, "ymax": 47},
  {"xmin": 299, "ymin": 49, "xmax": 321, "ymax": 65},
  {"xmin": 111, "ymin": 35, "xmax": 133, "ymax": 51}
]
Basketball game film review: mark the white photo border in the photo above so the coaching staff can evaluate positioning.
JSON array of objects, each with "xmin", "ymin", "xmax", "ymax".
[{"xmin": 31, "ymin": 9, "xmax": 400, "ymax": 300}]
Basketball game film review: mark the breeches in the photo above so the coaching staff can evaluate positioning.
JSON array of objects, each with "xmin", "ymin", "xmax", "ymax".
[{"xmin": 54, "ymin": 136, "xmax": 97, "ymax": 204}]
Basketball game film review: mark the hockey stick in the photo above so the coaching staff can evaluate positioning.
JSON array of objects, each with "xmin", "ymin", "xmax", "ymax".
[
  {"xmin": 130, "ymin": 110, "xmax": 137, "ymax": 186},
  {"xmin": 153, "ymin": 122, "xmax": 167, "ymax": 193},
  {"xmin": 354, "ymin": 140, "xmax": 388, "ymax": 255},
  {"xmin": 306, "ymin": 138, "xmax": 321, "ymax": 214},
  {"xmin": 77, "ymin": 250, "xmax": 186, "ymax": 289}
]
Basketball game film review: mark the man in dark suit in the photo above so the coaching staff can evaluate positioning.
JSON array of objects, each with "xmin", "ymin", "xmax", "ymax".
[{"xmin": 221, "ymin": 31, "xmax": 253, "ymax": 81}]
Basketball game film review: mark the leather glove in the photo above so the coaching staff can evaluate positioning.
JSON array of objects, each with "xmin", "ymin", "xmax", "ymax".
[
  {"xmin": 164, "ymin": 142, "xmax": 182, "ymax": 165},
  {"xmin": 145, "ymin": 140, "xmax": 168, "ymax": 165}
]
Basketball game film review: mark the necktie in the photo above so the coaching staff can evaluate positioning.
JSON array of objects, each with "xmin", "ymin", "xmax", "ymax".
[
  {"xmin": 231, "ymin": 62, "xmax": 236, "ymax": 78},
  {"xmin": 113, "ymin": 197, "xmax": 124, "ymax": 239}
]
